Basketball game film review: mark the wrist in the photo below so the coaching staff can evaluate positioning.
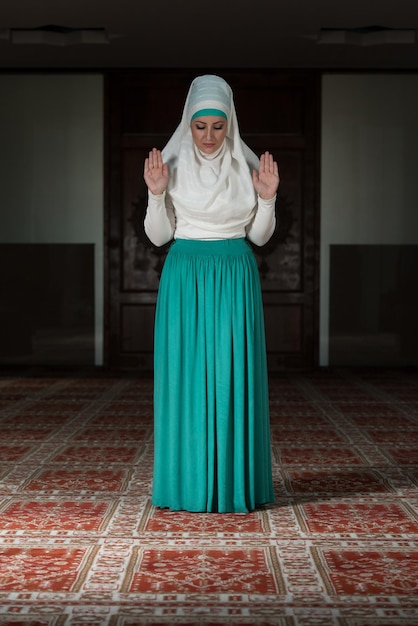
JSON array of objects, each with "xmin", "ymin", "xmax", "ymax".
[
  {"xmin": 258, "ymin": 193, "xmax": 276, "ymax": 201},
  {"xmin": 149, "ymin": 188, "xmax": 167, "ymax": 198}
]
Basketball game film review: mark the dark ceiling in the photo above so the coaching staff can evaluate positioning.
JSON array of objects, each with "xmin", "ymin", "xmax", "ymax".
[{"xmin": 0, "ymin": 0, "xmax": 418, "ymax": 70}]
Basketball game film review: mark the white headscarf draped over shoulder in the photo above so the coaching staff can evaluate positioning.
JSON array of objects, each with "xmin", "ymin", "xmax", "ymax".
[{"xmin": 161, "ymin": 75, "xmax": 260, "ymax": 237}]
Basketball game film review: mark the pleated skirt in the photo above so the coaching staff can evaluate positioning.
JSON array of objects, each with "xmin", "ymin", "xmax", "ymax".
[{"xmin": 152, "ymin": 237, "xmax": 274, "ymax": 513}]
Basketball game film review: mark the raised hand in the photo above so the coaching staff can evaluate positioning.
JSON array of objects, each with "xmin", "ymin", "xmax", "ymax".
[
  {"xmin": 144, "ymin": 148, "xmax": 169, "ymax": 195},
  {"xmin": 252, "ymin": 151, "xmax": 280, "ymax": 200}
]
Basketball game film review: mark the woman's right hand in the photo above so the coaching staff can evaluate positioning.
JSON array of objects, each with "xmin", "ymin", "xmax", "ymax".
[{"xmin": 144, "ymin": 148, "xmax": 169, "ymax": 195}]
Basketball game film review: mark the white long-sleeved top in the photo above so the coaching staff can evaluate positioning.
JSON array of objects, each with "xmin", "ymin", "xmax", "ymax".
[{"xmin": 144, "ymin": 190, "xmax": 276, "ymax": 248}]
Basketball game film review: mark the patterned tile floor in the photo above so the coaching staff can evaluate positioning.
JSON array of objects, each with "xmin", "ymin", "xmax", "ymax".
[{"xmin": 0, "ymin": 367, "xmax": 417, "ymax": 625}]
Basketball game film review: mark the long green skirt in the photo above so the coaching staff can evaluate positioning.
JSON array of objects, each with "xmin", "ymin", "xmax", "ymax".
[{"xmin": 152, "ymin": 237, "xmax": 274, "ymax": 513}]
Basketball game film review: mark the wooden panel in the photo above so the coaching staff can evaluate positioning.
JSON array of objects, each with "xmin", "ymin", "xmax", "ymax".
[
  {"xmin": 234, "ymin": 88, "xmax": 305, "ymax": 135},
  {"xmin": 264, "ymin": 304, "xmax": 303, "ymax": 352},
  {"xmin": 121, "ymin": 75, "xmax": 193, "ymax": 135},
  {"xmin": 251, "ymin": 150, "xmax": 303, "ymax": 293},
  {"xmin": 122, "ymin": 144, "xmax": 168, "ymax": 293},
  {"xmin": 118, "ymin": 302, "xmax": 156, "ymax": 371},
  {"xmin": 121, "ymin": 303, "xmax": 155, "ymax": 352},
  {"xmin": 0, "ymin": 244, "xmax": 95, "ymax": 365},
  {"xmin": 329, "ymin": 245, "xmax": 418, "ymax": 366}
]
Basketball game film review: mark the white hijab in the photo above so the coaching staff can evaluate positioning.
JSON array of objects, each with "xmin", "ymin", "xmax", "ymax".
[{"xmin": 162, "ymin": 75, "xmax": 260, "ymax": 235}]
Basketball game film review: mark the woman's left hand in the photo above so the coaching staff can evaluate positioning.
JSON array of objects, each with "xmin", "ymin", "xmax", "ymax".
[{"xmin": 252, "ymin": 151, "xmax": 280, "ymax": 200}]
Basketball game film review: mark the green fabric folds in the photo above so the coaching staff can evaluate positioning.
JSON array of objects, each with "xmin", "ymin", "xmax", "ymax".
[{"xmin": 152, "ymin": 238, "xmax": 274, "ymax": 513}]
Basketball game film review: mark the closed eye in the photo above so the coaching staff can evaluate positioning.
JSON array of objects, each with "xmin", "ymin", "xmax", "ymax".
[{"xmin": 196, "ymin": 126, "xmax": 225, "ymax": 131}]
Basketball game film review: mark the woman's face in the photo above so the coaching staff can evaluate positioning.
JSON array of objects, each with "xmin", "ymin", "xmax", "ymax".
[{"xmin": 190, "ymin": 116, "xmax": 227, "ymax": 154}]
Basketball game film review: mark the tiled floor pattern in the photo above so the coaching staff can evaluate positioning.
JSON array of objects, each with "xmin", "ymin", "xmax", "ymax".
[{"xmin": 0, "ymin": 368, "xmax": 417, "ymax": 624}]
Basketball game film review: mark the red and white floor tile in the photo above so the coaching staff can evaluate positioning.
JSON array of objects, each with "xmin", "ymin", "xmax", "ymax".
[{"xmin": 0, "ymin": 369, "xmax": 417, "ymax": 625}]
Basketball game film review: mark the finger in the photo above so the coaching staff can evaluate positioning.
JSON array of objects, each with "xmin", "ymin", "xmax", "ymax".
[
  {"xmin": 149, "ymin": 148, "xmax": 157, "ymax": 168},
  {"xmin": 154, "ymin": 148, "xmax": 164, "ymax": 170},
  {"xmin": 150, "ymin": 149, "xmax": 156, "ymax": 168},
  {"xmin": 260, "ymin": 152, "xmax": 273, "ymax": 173}
]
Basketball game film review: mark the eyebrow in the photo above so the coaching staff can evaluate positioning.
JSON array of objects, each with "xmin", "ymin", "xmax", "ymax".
[{"xmin": 193, "ymin": 120, "xmax": 226, "ymax": 125}]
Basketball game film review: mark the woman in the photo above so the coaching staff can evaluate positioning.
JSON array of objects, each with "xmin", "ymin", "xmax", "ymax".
[{"xmin": 144, "ymin": 74, "xmax": 279, "ymax": 513}]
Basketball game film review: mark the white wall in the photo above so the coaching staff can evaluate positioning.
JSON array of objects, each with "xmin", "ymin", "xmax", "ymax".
[
  {"xmin": 320, "ymin": 73, "xmax": 418, "ymax": 365},
  {"xmin": 0, "ymin": 74, "xmax": 104, "ymax": 364}
]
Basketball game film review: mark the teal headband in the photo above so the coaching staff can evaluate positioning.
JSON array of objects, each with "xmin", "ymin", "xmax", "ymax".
[{"xmin": 191, "ymin": 108, "xmax": 227, "ymax": 121}]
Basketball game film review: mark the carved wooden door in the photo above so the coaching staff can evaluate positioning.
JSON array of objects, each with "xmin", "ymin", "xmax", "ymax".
[{"xmin": 106, "ymin": 70, "xmax": 320, "ymax": 371}]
